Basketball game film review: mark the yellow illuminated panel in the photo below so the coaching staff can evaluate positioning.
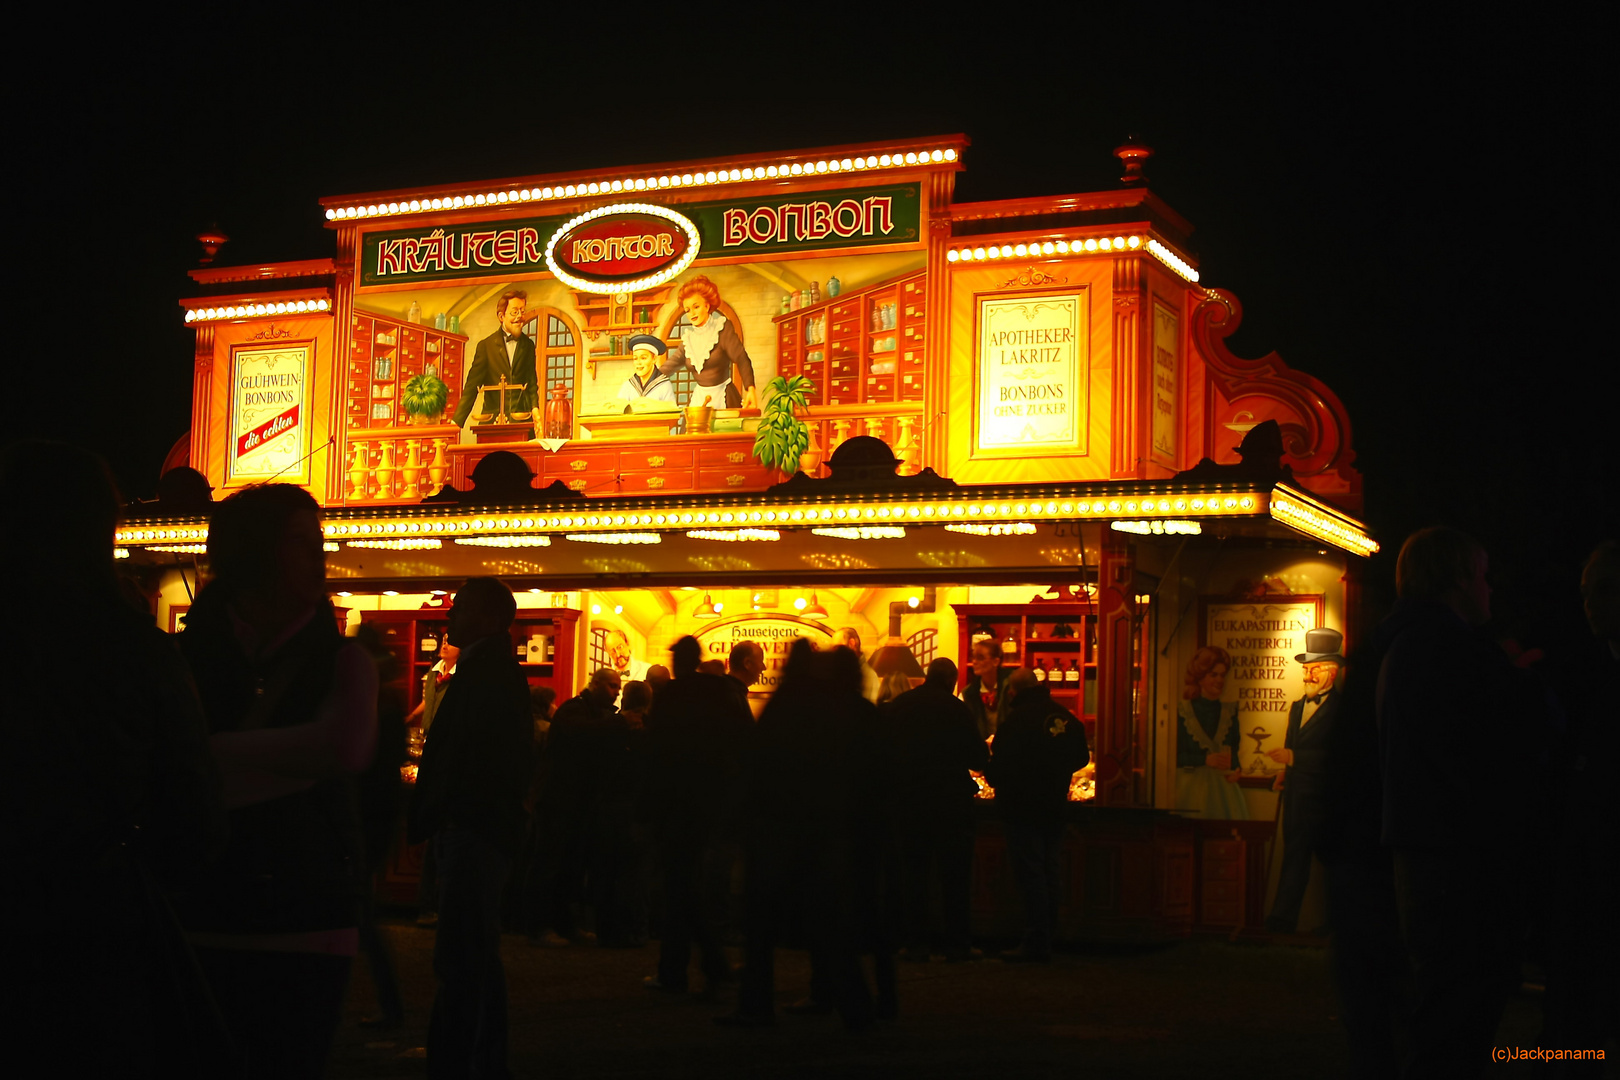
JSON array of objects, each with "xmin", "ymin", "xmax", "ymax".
[{"xmin": 1269, "ymin": 487, "xmax": 1378, "ymax": 556}]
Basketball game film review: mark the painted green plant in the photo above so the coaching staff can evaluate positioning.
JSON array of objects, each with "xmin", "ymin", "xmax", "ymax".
[
  {"xmin": 402, "ymin": 372, "xmax": 449, "ymax": 418},
  {"xmin": 752, "ymin": 374, "xmax": 813, "ymax": 474}
]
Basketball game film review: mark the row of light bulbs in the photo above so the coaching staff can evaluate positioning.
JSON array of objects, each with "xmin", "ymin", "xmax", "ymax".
[
  {"xmin": 949, "ymin": 235, "xmax": 1143, "ymax": 262},
  {"xmin": 323, "ymin": 149, "xmax": 960, "ymax": 222},
  {"xmin": 1270, "ymin": 495, "xmax": 1381, "ymax": 555},
  {"xmin": 947, "ymin": 234, "xmax": 1202, "ymax": 285},
  {"xmin": 185, "ymin": 298, "xmax": 330, "ymax": 323},
  {"xmin": 117, "ymin": 494, "xmax": 1263, "ymax": 546}
]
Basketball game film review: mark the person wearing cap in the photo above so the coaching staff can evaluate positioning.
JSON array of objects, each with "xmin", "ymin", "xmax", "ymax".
[
  {"xmin": 1265, "ymin": 628, "xmax": 1345, "ymax": 933},
  {"xmin": 617, "ymin": 335, "xmax": 677, "ymax": 405}
]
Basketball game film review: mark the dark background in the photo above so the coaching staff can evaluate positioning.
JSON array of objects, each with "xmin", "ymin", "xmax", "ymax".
[{"xmin": 11, "ymin": 7, "xmax": 1610, "ymax": 651}]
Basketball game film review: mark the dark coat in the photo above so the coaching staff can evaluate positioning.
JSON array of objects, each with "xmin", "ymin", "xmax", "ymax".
[
  {"xmin": 1375, "ymin": 599, "xmax": 1537, "ymax": 853},
  {"xmin": 884, "ymin": 683, "xmax": 989, "ymax": 817},
  {"xmin": 409, "ymin": 635, "xmax": 534, "ymax": 855},
  {"xmin": 543, "ymin": 690, "xmax": 628, "ymax": 814},
  {"xmin": 985, "ymin": 685, "xmax": 1089, "ymax": 825},
  {"xmin": 452, "ymin": 328, "xmax": 538, "ymax": 427},
  {"xmin": 643, "ymin": 671, "xmax": 755, "ymax": 832},
  {"xmin": 1281, "ymin": 689, "xmax": 1342, "ymax": 809},
  {"xmin": 962, "ymin": 665, "xmax": 1013, "ymax": 741},
  {"xmin": 177, "ymin": 590, "xmax": 364, "ymax": 933}
]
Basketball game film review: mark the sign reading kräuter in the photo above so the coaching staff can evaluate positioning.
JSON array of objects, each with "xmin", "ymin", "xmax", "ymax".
[{"xmin": 975, "ymin": 292, "xmax": 1086, "ymax": 455}]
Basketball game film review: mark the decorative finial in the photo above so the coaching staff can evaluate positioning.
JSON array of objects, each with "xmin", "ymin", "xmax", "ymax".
[
  {"xmin": 1114, "ymin": 136, "xmax": 1153, "ymax": 185},
  {"xmin": 196, "ymin": 224, "xmax": 230, "ymax": 265}
]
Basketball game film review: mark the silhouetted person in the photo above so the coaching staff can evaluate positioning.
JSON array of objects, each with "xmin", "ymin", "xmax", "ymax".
[
  {"xmin": 354, "ymin": 624, "xmax": 409, "ymax": 1030},
  {"xmin": 832, "ymin": 625, "xmax": 881, "ymax": 702},
  {"xmin": 727, "ymin": 638, "xmax": 764, "ymax": 708},
  {"xmin": 1318, "ymin": 612, "xmax": 1409, "ymax": 1079},
  {"xmin": 518, "ymin": 685, "xmax": 557, "ymax": 945},
  {"xmin": 1266, "ymin": 628, "xmax": 1346, "ymax": 934},
  {"xmin": 1539, "ymin": 540, "xmax": 1619, "ymax": 1069},
  {"xmin": 176, "ymin": 483, "xmax": 378, "ymax": 1079},
  {"xmin": 644, "ymin": 636, "xmax": 754, "ymax": 997},
  {"xmin": 595, "ymin": 679, "xmax": 652, "ymax": 948},
  {"xmin": 1376, "ymin": 527, "xmax": 1540, "ymax": 1077},
  {"xmin": 722, "ymin": 641, "xmax": 883, "ymax": 1028},
  {"xmin": 542, "ymin": 667, "xmax": 623, "ymax": 943},
  {"xmin": 645, "ymin": 663, "xmax": 671, "ymax": 700},
  {"xmin": 962, "ymin": 635, "xmax": 1013, "ymax": 740},
  {"xmin": 985, "ymin": 668, "xmax": 1088, "ymax": 962},
  {"xmin": 887, "ymin": 658, "xmax": 988, "ymax": 962},
  {"xmin": 409, "ymin": 576, "xmax": 533, "ymax": 1080},
  {"xmin": 9, "ymin": 441, "xmax": 227, "ymax": 1078}
]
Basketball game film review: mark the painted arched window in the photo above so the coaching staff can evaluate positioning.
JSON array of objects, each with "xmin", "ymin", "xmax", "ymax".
[{"xmin": 907, "ymin": 628, "xmax": 938, "ymax": 667}]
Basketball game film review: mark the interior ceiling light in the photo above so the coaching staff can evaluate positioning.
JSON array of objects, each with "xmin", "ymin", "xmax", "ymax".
[
  {"xmin": 686, "ymin": 528, "xmax": 781, "ymax": 542},
  {"xmin": 944, "ymin": 522, "xmax": 1037, "ymax": 536},
  {"xmin": 810, "ymin": 526, "xmax": 906, "ymax": 540},
  {"xmin": 346, "ymin": 538, "xmax": 443, "ymax": 550},
  {"xmin": 454, "ymin": 535, "xmax": 553, "ymax": 547},
  {"xmin": 1110, "ymin": 520, "xmax": 1202, "ymax": 536},
  {"xmin": 564, "ymin": 532, "xmax": 661, "ymax": 545},
  {"xmin": 693, "ymin": 592, "xmax": 722, "ymax": 619},
  {"xmin": 802, "ymin": 590, "xmax": 829, "ymax": 618}
]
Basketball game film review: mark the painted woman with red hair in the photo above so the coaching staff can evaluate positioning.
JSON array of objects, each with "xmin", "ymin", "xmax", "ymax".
[
  {"xmin": 1174, "ymin": 646, "xmax": 1249, "ymax": 820},
  {"xmin": 663, "ymin": 274, "xmax": 757, "ymax": 408}
]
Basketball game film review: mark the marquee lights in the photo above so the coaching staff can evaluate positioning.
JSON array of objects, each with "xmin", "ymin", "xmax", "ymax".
[
  {"xmin": 544, "ymin": 203, "xmax": 700, "ymax": 294},
  {"xmin": 114, "ymin": 487, "xmax": 1291, "ymax": 553},
  {"xmin": 1145, "ymin": 239, "xmax": 1200, "ymax": 283},
  {"xmin": 185, "ymin": 298, "xmax": 330, "ymax": 323},
  {"xmin": 1270, "ymin": 491, "xmax": 1379, "ymax": 556},
  {"xmin": 949, "ymin": 235, "xmax": 1143, "ymax": 263},
  {"xmin": 147, "ymin": 543, "xmax": 208, "ymax": 554},
  {"xmin": 323, "ymin": 147, "xmax": 960, "ymax": 223}
]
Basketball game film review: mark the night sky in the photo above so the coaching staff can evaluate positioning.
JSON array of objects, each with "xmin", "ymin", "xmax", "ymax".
[{"xmin": 15, "ymin": 8, "xmax": 1609, "ymax": 647}]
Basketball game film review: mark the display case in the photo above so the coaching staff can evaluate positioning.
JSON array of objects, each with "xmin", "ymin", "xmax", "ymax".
[
  {"xmin": 345, "ymin": 309, "xmax": 468, "ymax": 429},
  {"xmin": 775, "ymin": 269, "xmax": 926, "ymax": 407}
]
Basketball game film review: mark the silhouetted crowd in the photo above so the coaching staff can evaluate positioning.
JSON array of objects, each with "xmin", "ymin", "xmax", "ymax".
[{"xmin": 8, "ymin": 439, "xmax": 1616, "ymax": 1079}]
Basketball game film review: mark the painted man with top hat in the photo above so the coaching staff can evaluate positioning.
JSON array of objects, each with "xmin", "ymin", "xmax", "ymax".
[{"xmin": 1265, "ymin": 626, "xmax": 1346, "ymax": 934}]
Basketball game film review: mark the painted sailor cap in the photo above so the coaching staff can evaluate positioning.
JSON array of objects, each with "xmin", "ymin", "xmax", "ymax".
[{"xmin": 627, "ymin": 334, "xmax": 667, "ymax": 355}]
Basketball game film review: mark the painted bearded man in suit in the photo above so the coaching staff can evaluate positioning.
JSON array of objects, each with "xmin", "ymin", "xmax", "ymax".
[
  {"xmin": 453, "ymin": 289, "xmax": 539, "ymax": 432},
  {"xmin": 1265, "ymin": 627, "xmax": 1346, "ymax": 934}
]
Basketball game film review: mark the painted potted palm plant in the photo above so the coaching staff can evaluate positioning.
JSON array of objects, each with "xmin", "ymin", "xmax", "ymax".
[
  {"xmin": 751, "ymin": 374, "xmax": 813, "ymax": 476},
  {"xmin": 401, "ymin": 371, "xmax": 450, "ymax": 424}
]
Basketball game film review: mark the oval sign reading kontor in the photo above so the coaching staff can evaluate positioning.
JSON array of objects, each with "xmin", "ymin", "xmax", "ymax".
[{"xmin": 545, "ymin": 203, "xmax": 700, "ymax": 294}]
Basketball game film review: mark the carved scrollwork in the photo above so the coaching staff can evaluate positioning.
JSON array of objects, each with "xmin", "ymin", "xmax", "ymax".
[
  {"xmin": 1191, "ymin": 288, "xmax": 1360, "ymax": 502},
  {"xmin": 246, "ymin": 323, "xmax": 293, "ymax": 341},
  {"xmin": 998, "ymin": 267, "xmax": 1069, "ymax": 289}
]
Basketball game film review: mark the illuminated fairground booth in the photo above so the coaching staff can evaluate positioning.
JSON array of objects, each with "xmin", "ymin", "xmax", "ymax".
[{"xmin": 123, "ymin": 136, "xmax": 1376, "ymax": 942}]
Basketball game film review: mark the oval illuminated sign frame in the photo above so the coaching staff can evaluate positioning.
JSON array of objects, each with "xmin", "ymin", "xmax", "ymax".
[{"xmin": 545, "ymin": 202, "xmax": 701, "ymax": 294}]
